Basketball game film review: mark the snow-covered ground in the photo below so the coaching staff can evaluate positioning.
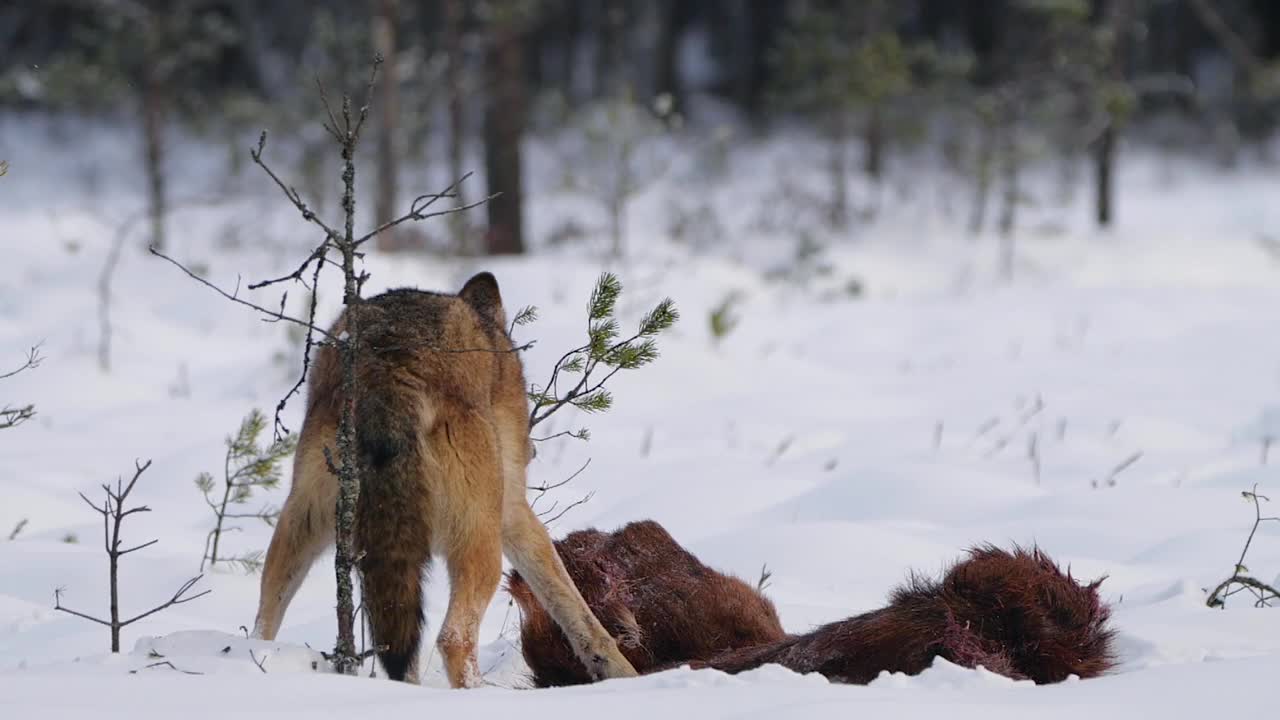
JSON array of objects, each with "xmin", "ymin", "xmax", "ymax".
[{"xmin": 3, "ymin": 116, "xmax": 1280, "ymax": 717}]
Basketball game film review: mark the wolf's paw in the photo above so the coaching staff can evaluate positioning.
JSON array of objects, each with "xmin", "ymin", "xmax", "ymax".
[{"xmin": 588, "ymin": 646, "xmax": 638, "ymax": 680}]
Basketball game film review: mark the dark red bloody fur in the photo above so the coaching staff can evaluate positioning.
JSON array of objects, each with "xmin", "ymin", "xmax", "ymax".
[{"xmin": 511, "ymin": 522, "xmax": 1114, "ymax": 687}]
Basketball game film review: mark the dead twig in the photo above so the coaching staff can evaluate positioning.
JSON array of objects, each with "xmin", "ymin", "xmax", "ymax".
[
  {"xmin": 1206, "ymin": 486, "xmax": 1280, "ymax": 608},
  {"xmin": 52, "ymin": 460, "xmax": 210, "ymax": 652},
  {"xmin": 130, "ymin": 660, "xmax": 203, "ymax": 675},
  {"xmin": 1094, "ymin": 451, "xmax": 1142, "ymax": 488},
  {"xmin": 249, "ymin": 649, "xmax": 269, "ymax": 673}
]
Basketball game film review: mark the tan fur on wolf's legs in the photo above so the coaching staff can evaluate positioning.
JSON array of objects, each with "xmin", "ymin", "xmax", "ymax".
[
  {"xmin": 493, "ymin": 403, "xmax": 636, "ymax": 681},
  {"xmin": 252, "ymin": 433, "xmax": 336, "ymax": 640},
  {"xmin": 251, "ymin": 275, "xmax": 636, "ymax": 685},
  {"xmin": 437, "ymin": 535, "xmax": 503, "ymax": 688},
  {"xmin": 502, "ymin": 502, "xmax": 636, "ymax": 680},
  {"xmin": 433, "ymin": 411, "xmax": 505, "ymax": 688}
]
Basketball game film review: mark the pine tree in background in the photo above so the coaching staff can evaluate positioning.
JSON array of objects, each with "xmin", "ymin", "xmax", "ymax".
[
  {"xmin": 482, "ymin": 0, "xmax": 538, "ymax": 255},
  {"xmin": 564, "ymin": 87, "xmax": 678, "ymax": 259},
  {"xmin": 771, "ymin": 0, "xmax": 915, "ymax": 227},
  {"xmin": 372, "ymin": 0, "xmax": 402, "ymax": 252},
  {"xmin": 24, "ymin": 1, "xmax": 241, "ymax": 251},
  {"xmin": 972, "ymin": 0, "xmax": 1121, "ymax": 249}
]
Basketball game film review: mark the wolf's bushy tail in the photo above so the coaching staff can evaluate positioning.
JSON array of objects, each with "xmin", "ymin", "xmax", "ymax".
[{"xmin": 354, "ymin": 369, "xmax": 435, "ymax": 681}]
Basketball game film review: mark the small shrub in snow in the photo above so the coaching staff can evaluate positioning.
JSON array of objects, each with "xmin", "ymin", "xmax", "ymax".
[
  {"xmin": 197, "ymin": 409, "xmax": 296, "ymax": 572},
  {"xmin": 53, "ymin": 459, "xmax": 209, "ymax": 653},
  {"xmin": 526, "ymin": 272, "xmax": 678, "ymax": 430},
  {"xmin": 1206, "ymin": 485, "xmax": 1280, "ymax": 609}
]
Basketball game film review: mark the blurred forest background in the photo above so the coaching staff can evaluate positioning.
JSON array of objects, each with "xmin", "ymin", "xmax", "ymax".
[{"xmin": 4, "ymin": 0, "xmax": 1280, "ymax": 261}]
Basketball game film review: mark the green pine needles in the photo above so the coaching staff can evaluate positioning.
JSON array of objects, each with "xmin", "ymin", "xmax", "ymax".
[
  {"xmin": 526, "ymin": 272, "xmax": 677, "ymax": 434},
  {"xmin": 198, "ymin": 409, "xmax": 296, "ymax": 572}
]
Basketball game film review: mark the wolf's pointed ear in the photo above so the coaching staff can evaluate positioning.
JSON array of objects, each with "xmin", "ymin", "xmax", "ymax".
[{"xmin": 459, "ymin": 271, "xmax": 507, "ymax": 327}]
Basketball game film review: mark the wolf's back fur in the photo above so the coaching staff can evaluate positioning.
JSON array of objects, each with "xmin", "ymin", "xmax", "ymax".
[{"xmin": 251, "ymin": 273, "xmax": 636, "ymax": 687}]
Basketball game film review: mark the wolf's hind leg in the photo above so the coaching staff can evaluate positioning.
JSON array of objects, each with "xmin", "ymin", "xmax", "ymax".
[
  {"xmin": 438, "ymin": 529, "xmax": 503, "ymax": 688},
  {"xmin": 502, "ymin": 502, "xmax": 637, "ymax": 681},
  {"xmin": 434, "ymin": 412, "xmax": 505, "ymax": 689},
  {"xmin": 252, "ymin": 437, "xmax": 336, "ymax": 640}
]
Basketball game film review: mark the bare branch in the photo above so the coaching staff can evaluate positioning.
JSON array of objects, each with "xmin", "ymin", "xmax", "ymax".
[
  {"xmin": 0, "ymin": 405, "xmax": 36, "ymax": 430},
  {"xmin": 314, "ymin": 77, "xmax": 344, "ymax": 143},
  {"xmin": 528, "ymin": 458, "xmax": 591, "ymax": 505},
  {"xmin": 1206, "ymin": 485, "xmax": 1280, "ymax": 608},
  {"xmin": 540, "ymin": 491, "xmax": 595, "ymax": 526},
  {"xmin": 350, "ymin": 53, "xmax": 384, "ymax": 142},
  {"xmin": 271, "ymin": 249, "xmax": 327, "ymax": 440},
  {"xmin": 1099, "ymin": 451, "xmax": 1143, "ymax": 488},
  {"xmin": 0, "ymin": 344, "xmax": 43, "ymax": 380},
  {"xmin": 531, "ymin": 429, "xmax": 589, "ymax": 443},
  {"xmin": 118, "ymin": 539, "xmax": 160, "ymax": 556},
  {"xmin": 249, "ymin": 649, "xmax": 269, "ymax": 673},
  {"xmin": 0, "ymin": 343, "xmax": 42, "ymax": 429},
  {"xmin": 53, "ymin": 587, "xmax": 112, "ymax": 627},
  {"xmin": 132, "ymin": 660, "xmax": 202, "ymax": 675},
  {"xmin": 352, "ymin": 173, "xmax": 495, "ymax": 247},
  {"xmin": 149, "ymin": 248, "xmax": 336, "ymax": 342},
  {"xmin": 249, "ymin": 131, "xmax": 341, "ymax": 241},
  {"xmin": 121, "ymin": 575, "xmax": 211, "ymax": 626},
  {"xmin": 247, "ymin": 241, "xmax": 330, "ymax": 291}
]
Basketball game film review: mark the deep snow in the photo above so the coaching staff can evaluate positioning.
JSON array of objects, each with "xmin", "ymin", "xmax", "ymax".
[{"xmin": 2, "ymin": 115, "xmax": 1280, "ymax": 717}]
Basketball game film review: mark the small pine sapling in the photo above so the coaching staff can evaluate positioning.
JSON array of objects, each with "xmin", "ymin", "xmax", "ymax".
[
  {"xmin": 557, "ymin": 89, "xmax": 678, "ymax": 258},
  {"xmin": 520, "ymin": 273, "xmax": 677, "ymax": 523},
  {"xmin": 198, "ymin": 409, "xmax": 297, "ymax": 572},
  {"xmin": 527, "ymin": 272, "xmax": 678, "ymax": 432}
]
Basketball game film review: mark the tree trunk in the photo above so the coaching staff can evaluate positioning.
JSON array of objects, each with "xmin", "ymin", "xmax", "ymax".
[
  {"xmin": 141, "ymin": 78, "xmax": 167, "ymax": 251},
  {"xmin": 731, "ymin": 2, "xmax": 755, "ymax": 112},
  {"xmin": 969, "ymin": 116, "xmax": 994, "ymax": 236},
  {"xmin": 444, "ymin": 0, "xmax": 468, "ymax": 254},
  {"xmin": 864, "ymin": 102, "xmax": 884, "ymax": 181},
  {"xmin": 654, "ymin": 0, "xmax": 684, "ymax": 115},
  {"xmin": 109, "ymin": 532, "xmax": 120, "ymax": 652},
  {"xmin": 484, "ymin": 20, "xmax": 527, "ymax": 255},
  {"xmin": 332, "ymin": 117, "xmax": 363, "ymax": 676},
  {"xmin": 1094, "ymin": 0, "xmax": 1131, "ymax": 228},
  {"xmin": 828, "ymin": 113, "xmax": 850, "ymax": 230},
  {"xmin": 373, "ymin": 0, "xmax": 401, "ymax": 251},
  {"xmin": 1094, "ymin": 123, "xmax": 1115, "ymax": 227},
  {"xmin": 998, "ymin": 118, "xmax": 1019, "ymax": 281},
  {"xmin": 594, "ymin": 0, "xmax": 625, "ymax": 98},
  {"xmin": 609, "ymin": 192, "xmax": 625, "ymax": 259},
  {"xmin": 560, "ymin": 0, "xmax": 583, "ymax": 106}
]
